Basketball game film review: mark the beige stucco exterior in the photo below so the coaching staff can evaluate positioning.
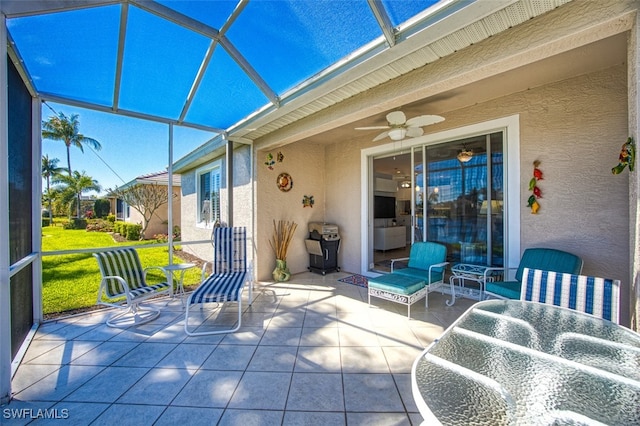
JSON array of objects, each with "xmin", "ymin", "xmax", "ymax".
[
  {"xmin": 175, "ymin": 1, "xmax": 640, "ymax": 328},
  {"xmin": 124, "ymin": 184, "xmax": 182, "ymax": 240},
  {"xmin": 181, "ymin": 144, "xmax": 254, "ymax": 262}
]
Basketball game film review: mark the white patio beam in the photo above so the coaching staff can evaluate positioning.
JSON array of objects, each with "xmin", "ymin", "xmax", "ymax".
[
  {"xmin": 367, "ymin": 0, "xmax": 396, "ymax": 47},
  {"xmin": 39, "ymin": 91, "xmax": 225, "ymax": 134},
  {"xmin": 178, "ymin": 39, "xmax": 218, "ymax": 124},
  {"xmin": 0, "ymin": 12, "xmax": 11, "ymax": 406},
  {"xmin": 219, "ymin": 0, "xmax": 249, "ymax": 37},
  {"xmin": 219, "ymin": 35, "xmax": 280, "ymax": 107},
  {"xmin": 112, "ymin": 2, "xmax": 128, "ymax": 112},
  {"xmin": 0, "ymin": 0, "xmax": 119, "ymax": 18}
]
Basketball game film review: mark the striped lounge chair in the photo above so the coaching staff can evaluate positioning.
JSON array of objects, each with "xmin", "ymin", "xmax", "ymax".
[
  {"xmin": 521, "ymin": 267, "xmax": 621, "ymax": 324},
  {"xmin": 94, "ymin": 248, "xmax": 172, "ymax": 327},
  {"xmin": 185, "ymin": 226, "xmax": 252, "ymax": 336}
]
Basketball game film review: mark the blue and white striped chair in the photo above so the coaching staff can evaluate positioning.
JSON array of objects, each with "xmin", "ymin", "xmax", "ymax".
[
  {"xmin": 185, "ymin": 226, "xmax": 252, "ymax": 336},
  {"xmin": 94, "ymin": 248, "xmax": 172, "ymax": 327},
  {"xmin": 521, "ymin": 267, "xmax": 620, "ymax": 324}
]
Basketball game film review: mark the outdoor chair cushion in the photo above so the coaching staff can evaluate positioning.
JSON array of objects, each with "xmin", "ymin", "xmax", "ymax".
[{"xmin": 485, "ymin": 248, "xmax": 583, "ymax": 300}]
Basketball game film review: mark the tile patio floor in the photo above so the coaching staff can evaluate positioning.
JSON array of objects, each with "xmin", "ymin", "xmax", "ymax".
[{"xmin": 3, "ymin": 272, "xmax": 475, "ymax": 426}]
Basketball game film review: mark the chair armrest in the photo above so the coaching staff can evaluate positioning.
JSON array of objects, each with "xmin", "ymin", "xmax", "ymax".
[
  {"xmin": 201, "ymin": 261, "xmax": 214, "ymax": 280},
  {"xmin": 98, "ymin": 275, "xmax": 131, "ymax": 300},
  {"xmin": 143, "ymin": 265, "xmax": 169, "ymax": 283},
  {"xmin": 483, "ymin": 266, "xmax": 517, "ymax": 281},
  {"xmin": 391, "ymin": 257, "xmax": 410, "ymax": 272},
  {"xmin": 428, "ymin": 262, "xmax": 449, "ymax": 283}
]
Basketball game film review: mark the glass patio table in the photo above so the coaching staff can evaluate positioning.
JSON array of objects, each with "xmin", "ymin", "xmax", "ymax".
[{"xmin": 411, "ymin": 299, "xmax": 640, "ymax": 426}]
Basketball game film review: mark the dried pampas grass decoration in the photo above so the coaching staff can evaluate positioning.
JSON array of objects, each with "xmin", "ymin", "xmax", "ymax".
[{"xmin": 269, "ymin": 220, "xmax": 298, "ymax": 260}]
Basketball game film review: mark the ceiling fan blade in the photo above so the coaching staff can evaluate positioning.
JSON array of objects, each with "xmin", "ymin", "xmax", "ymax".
[
  {"xmin": 355, "ymin": 126, "xmax": 390, "ymax": 130},
  {"xmin": 386, "ymin": 111, "xmax": 406, "ymax": 125},
  {"xmin": 373, "ymin": 130, "xmax": 390, "ymax": 141},
  {"xmin": 406, "ymin": 114, "xmax": 445, "ymax": 127},
  {"xmin": 406, "ymin": 127, "xmax": 424, "ymax": 138}
]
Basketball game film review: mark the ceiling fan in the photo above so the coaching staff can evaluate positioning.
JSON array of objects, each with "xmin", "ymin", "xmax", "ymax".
[{"xmin": 355, "ymin": 111, "xmax": 444, "ymax": 142}]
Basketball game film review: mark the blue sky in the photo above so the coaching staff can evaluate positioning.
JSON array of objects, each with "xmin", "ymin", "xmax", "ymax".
[
  {"xmin": 41, "ymin": 102, "xmax": 216, "ymax": 195},
  {"xmin": 9, "ymin": 1, "xmax": 440, "ymax": 196}
]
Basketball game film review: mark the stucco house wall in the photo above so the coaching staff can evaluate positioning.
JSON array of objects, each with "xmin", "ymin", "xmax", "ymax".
[
  {"xmin": 180, "ymin": 144, "xmax": 253, "ymax": 263},
  {"xmin": 323, "ymin": 64, "xmax": 628, "ymax": 278},
  {"xmin": 255, "ymin": 143, "xmax": 326, "ymax": 280},
  {"xmin": 173, "ymin": 0, "xmax": 638, "ymax": 327},
  {"xmin": 125, "ymin": 185, "xmax": 182, "ymax": 240}
]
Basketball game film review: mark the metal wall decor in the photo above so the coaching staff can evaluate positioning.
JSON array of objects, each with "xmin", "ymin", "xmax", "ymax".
[
  {"xmin": 612, "ymin": 137, "xmax": 635, "ymax": 174},
  {"xmin": 277, "ymin": 173, "xmax": 293, "ymax": 192},
  {"xmin": 527, "ymin": 160, "xmax": 543, "ymax": 214}
]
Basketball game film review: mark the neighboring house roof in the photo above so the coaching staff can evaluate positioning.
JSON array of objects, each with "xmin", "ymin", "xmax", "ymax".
[{"xmin": 107, "ymin": 171, "xmax": 181, "ymax": 197}]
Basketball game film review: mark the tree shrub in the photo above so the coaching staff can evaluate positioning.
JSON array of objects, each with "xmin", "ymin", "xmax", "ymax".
[
  {"xmin": 107, "ymin": 214, "xmax": 116, "ymax": 223},
  {"xmin": 125, "ymin": 223, "xmax": 142, "ymax": 240},
  {"xmin": 63, "ymin": 218, "xmax": 87, "ymax": 230},
  {"xmin": 93, "ymin": 198, "xmax": 110, "ymax": 218},
  {"xmin": 86, "ymin": 219, "xmax": 114, "ymax": 232}
]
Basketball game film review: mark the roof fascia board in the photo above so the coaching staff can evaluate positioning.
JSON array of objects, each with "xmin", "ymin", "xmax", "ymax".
[
  {"xmin": 173, "ymin": 135, "xmax": 227, "ymax": 173},
  {"xmin": 226, "ymin": 0, "xmax": 514, "ymax": 138},
  {"xmin": 39, "ymin": 91, "xmax": 226, "ymax": 133},
  {"xmin": 0, "ymin": 0, "xmax": 120, "ymax": 18}
]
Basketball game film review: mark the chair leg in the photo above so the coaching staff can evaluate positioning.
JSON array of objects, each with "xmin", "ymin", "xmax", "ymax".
[
  {"xmin": 106, "ymin": 303, "xmax": 160, "ymax": 328},
  {"xmin": 185, "ymin": 298, "xmax": 243, "ymax": 336}
]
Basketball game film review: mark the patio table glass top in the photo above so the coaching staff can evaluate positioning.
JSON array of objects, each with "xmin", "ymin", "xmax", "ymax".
[{"xmin": 412, "ymin": 299, "xmax": 640, "ymax": 425}]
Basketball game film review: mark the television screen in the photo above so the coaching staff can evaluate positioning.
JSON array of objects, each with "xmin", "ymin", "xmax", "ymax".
[{"xmin": 374, "ymin": 196, "xmax": 396, "ymax": 218}]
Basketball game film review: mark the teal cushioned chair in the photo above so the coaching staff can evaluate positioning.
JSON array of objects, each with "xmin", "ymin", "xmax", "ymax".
[
  {"xmin": 484, "ymin": 248, "xmax": 583, "ymax": 300},
  {"xmin": 368, "ymin": 241, "xmax": 449, "ymax": 317},
  {"xmin": 392, "ymin": 242, "xmax": 448, "ymax": 284}
]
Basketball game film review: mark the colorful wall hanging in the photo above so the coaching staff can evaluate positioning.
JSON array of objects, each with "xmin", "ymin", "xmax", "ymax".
[
  {"xmin": 612, "ymin": 137, "xmax": 635, "ymax": 174},
  {"xmin": 277, "ymin": 172, "xmax": 293, "ymax": 192},
  {"xmin": 527, "ymin": 160, "xmax": 543, "ymax": 214},
  {"xmin": 302, "ymin": 195, "xmax": 314, "ymax": 208},
  {"xmin": 265, "ymin": 153, "xmax": 275, "ymax": 170},
  {"xmin": 277, "ymin": 151, "xmax": 284, "ymax": 163}
]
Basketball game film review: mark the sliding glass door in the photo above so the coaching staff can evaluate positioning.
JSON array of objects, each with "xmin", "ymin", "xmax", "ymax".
[{"xmin": 417, "ymin": 132, "xmax": 504, "ymax": 266}]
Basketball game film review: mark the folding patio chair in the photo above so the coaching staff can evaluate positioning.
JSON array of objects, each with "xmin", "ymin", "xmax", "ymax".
[
  {"xmin": 184, "ymin": 226, "xmax": 252, "ymax": 336},
  {"xmin": 94, "ymin": 248, "xmax": 172, "ymax": 327},
  {"xmin": 521, "ymin": 267, "xmax": 620, "ymax": 323}
]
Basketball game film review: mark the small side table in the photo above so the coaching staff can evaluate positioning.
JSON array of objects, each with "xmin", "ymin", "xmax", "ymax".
[
  {"xmin": 450, "ymin": 263, "xmax": 495, "ymax": 301},
  {"xmin": 162, "ymin": 263, "xmax": 197, "ymax": 302}
]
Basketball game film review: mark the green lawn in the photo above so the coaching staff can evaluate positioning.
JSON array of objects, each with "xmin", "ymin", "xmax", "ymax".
[{"xmin": 42, "ymin": 226, "xmax": 202, "ymax": 317}]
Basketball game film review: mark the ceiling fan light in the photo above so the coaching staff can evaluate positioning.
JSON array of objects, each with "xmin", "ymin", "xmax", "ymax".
[
  {"xmin": 388, "ymin": 128, "xmax": 407, "ymax": 140},
  {"xmin": 457, "ymin": 149, "xmax": 473, "ymax": 163},
  {"xmin": 400, "ymin": 181, "xmax": 411, "ymax": 188}
]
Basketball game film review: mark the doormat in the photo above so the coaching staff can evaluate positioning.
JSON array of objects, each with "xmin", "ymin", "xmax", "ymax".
[{"xmin": 338, "ymin": 274, "xmax": 368, "ymax": 288}]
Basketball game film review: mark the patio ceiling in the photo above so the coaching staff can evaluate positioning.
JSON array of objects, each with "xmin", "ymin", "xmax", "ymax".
[{"xmin": 2, "ymin": 0, "xmax": 573, "ymax": 146}]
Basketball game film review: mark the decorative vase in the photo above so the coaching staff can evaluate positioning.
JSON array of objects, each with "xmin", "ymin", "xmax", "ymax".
[{"xmin": 272, "ymin": 258, "xmax": 291, "ymax": 282}]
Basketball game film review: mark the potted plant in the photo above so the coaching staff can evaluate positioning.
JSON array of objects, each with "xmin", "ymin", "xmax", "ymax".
[{"xmin": 269, "ymin": 219, "xmax": 297, "ymax": 281}]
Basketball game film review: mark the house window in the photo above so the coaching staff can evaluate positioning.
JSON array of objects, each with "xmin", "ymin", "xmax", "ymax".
[{"xmin": 197, "ymin": 161, "xmax": 221, "ymax": 227}]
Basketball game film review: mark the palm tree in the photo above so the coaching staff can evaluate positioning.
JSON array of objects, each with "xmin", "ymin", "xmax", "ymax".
[
  {"xmin": 41, "ymin": 155, "xmax": 65, "ymax": 225},
  {"xmin": 42, "ymin": 112, "xmax": 102, "ymax": 176},
  {"xmin": 53, "ymin": 171, "xmax": 101, "ymax": 218}
]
